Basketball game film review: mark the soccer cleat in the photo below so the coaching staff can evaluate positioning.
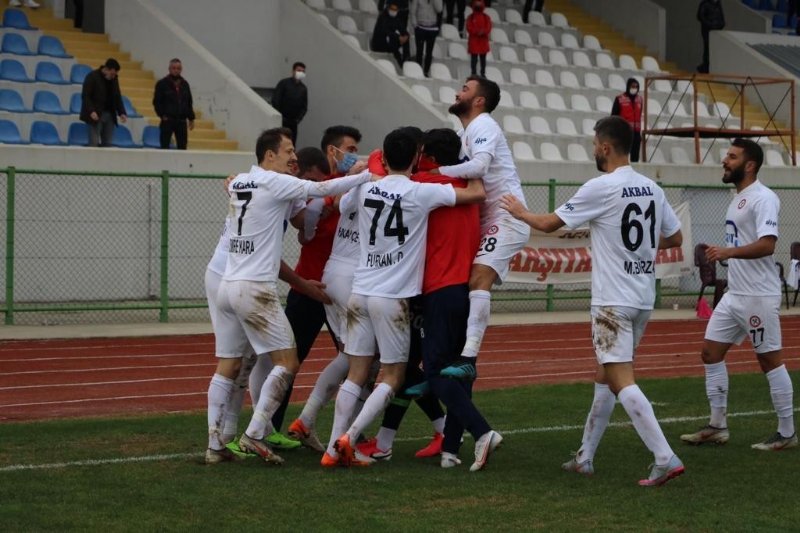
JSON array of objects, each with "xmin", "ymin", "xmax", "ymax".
[
  {"xmin": 334, "ymin": 433, "xmax": 356, "ymax": 466},
  {"xmin": 225, "ymin": 438, "xmax": 252, "ymax": 459},
  {"xmin": 266, "ymin": 431, "xmax": 302, "ymax": 450},
  {"xmin": 238, "ymin": 433, "xmax": 284, "ymax": 465},
  {"xmin": 351, "ymin": 449, "xmax": 377, "ymax": 466},
  {"xmin": 679, "ymin": 425, "xmax": 730, "ymax": 445},
  {"xmin": 441, "ymin": 452, "xmax": 461, "ymax": 468},
  {"xmin": 638, "ymin": 455, "xmax": 685, "ymax": 487},
  {"xmin": 751, "ymin": 432, "xmax": 798, "ymax": 451},
  {"xmin": 356, "ymin": 438, "xmax": 392, "ymax": 461},
  {"xmin": 321, "ymin": 451, "xmax": 339, "ymax": 468},
  {"xmin": 561, "ymin": 454, "xmax": 594, "ymax": 476},
  {"xmin": 415, "ymin": 432, "xmax": 444, "ymax": 458},
  {"xmin": 440, "ymin": 361, "xmax": 477, "ymax": 381},
  {"xmin": 287, "ymin": 418, "xmax": 325, "ymax": 453},
  {"xmin": 403, "ymin": 381, "xmax": 430, "ymax": 398},
  {"xmin": 470, "ymin": 430, "xmax": 503, "ymax": 472},
  {"xmin": 205, "ymin": 447, "xmax": 238, "ymax": 464}
]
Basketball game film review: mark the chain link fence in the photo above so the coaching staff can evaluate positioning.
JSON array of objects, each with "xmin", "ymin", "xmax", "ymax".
[{"xmin": 1, "ymin": 167, "xmax": 799, "ymax": 325}]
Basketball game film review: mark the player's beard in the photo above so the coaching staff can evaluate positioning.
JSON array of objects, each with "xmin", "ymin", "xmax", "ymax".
[
  {"xmin": 448, "ymin": 97, "xmax": 471, "ymax": 118},
  {"xmin": 722, "ymin": 164, "xmax": 744, "ymax": 185},
  {"xmin": 595, "ymin": 153, "xmax": 607, "ymax": 173}
]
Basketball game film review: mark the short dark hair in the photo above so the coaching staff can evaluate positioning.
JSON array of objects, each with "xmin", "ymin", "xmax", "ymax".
[
  {"xmin": 383, "ymin": 128, "xmax": 419, "ymax": 171},
  {"xmin": 104, "ymin": 58, "xmax": 121, "ymax": 71},
  {"xmin": 255, "ymin": 127, "xmax": 293, "ymax": 163},
  {"xmin": 421, "ymin": 128, "xmax": 461, "ymax": 166},
  {"xmin": 594, "ymin": 116, "xmax": 633, "ymax": 156},
  {"xmin": 467, "ymin": 75, "xmax": 500, "ymax": 113},
  {"xmin": 170, "ymin": 58, "xmax": 181, "ymax": 64},
  {"xmin": 397, "ymin": 126, "xmax": 424, "ymax": 147},
  {"xmin": 320, "ymin": 125, "xmax": 362, "ymax": 151},
  {"xmin": 731, "ymin": 138, "xmax": 764, "ymax": 172},
  {"xmin": 296, "ymin": 146, "xmax": 330, "ymax": 176},
  {"xmin": 292, "ymin": 61, "xmax": 306, "ymax": 70}
]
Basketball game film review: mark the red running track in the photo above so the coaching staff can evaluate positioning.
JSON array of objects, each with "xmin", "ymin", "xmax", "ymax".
[{"xmin": 1, "ymin": 317, "xmax": 798, "ymax": 422}]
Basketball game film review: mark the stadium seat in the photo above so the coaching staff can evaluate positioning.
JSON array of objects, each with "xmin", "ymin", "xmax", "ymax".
[
  {"xmin": 1, "ymin": 8, "xmax": 37, "ymax": 30},
  {"xmin": 556, "ymin": 117, "xmax": 578, "ymax": 136},
  {"xmin": 572, "ymin": 50, "xmax": 592, "ymax": 68},
  {"xmin": 653, "ymin": 79, "xmax": 672, "ymax": 93},
  {"xmin": 429, "ymin": 62, "xmax": 452, "ymax": 81},
  {"xmin": 440, "ymin": 24, "xmax": 461, "ymax": 41},
  {"xmin": 142, "ymin": 125, "xmax": 163, "ymax": 148},
  {"xmin": 596, "ymin": 95, "xmax": 613, "ymax": 112},
  {"xmin": 646, "ymin": 98, "xmax": 663, "ymax": 116},
  {"xmin": 530, "ymin": 116, "xmax": 551, "ymax": 134},
  {"xmin": 607, "ymin": 74, "xmax": 626, "ymax": 92},
  {"xmin": 561, "ymin": 33, "xmax": 580, "ymax": 49},
  {"xmin": 648, "ymin": 147, "xmax": 667, "ymax": 164},
  {"xmin": 528, "ymin": 11, "xmax": 546, "ymax": 26},
  {"xmin": 111, "ymin": 124, "xmax": 142, "ymax": 148},
  {"xmin": 550, "ymin": 12, "xmax": 569, "ymax": 28},
  {"xmin": 485, "ymin": 66, "xmax": 504, "ymax": 84},
  {"xmin": 490, "ymin": 28, "xmax": 509, "ymax": 44},
  {"xmin": 560, "ymin": 71, "xmax": 581, "ymax": 89},
  {"xmin": 358, "ymin": 0, "xmax": 379, "ymax": 14},
  {"xmin": 582, "ymin": 118, "xmax": 596, "ymax": 135},
  {"xmin": 0, "ymin": 58, "xmax": 33, "ymax": 82},
  {"xmin": 540, "ymin": 142, "xmax": 563, "ymax": 161},
  {"xmin": 514, "ymin": 30, "xmax": 533, "ymax": 47},
  {"xmin": 69, "ymin": 92, "xmax": 81, "ymax": 114},
  {"xmin": 35, "ymin": 61, "xmax": 70, "ymax": 85},
  {"xmin": 537, "ymin": 32, "xmax": 557, "ymax": 47},
  {"xmin": 549, "ymin": 49, "xmax": 569, "ymax": 66},
  {"xmin": 438, "ymin": 85, "xmax": 456, "ymax": 104},
  {"xmin": 670, "ymin": 146, "xmax": 692, "ymax": 165},
  {"xmin": 335, "ymin": 15, "xmax": 358, "ymax": 34},
  {"xmin": 512, "ymin": 141, "xmax": 536, "ymax": 161},
  {"xmin": 509, "ymin": 67, "xmax": 530, "ymax": 85},
  {"xmin": 484, "ymin": 7, "xmax": 501, "ymax": 23},
  {"xmin": 305, "ymin": 0, "xmax": 326, "ymax": 9},
  {"xmin": 37, "ymin": 35, "xmax": 72, "ymax": 58},
  {"xmin": 375, "ymin": 58, "xmax": 397, "ymax": 75},
  {"xmin": 411, "ymin": 84, "xmax": 433, "ymax": 103},
  {"xmin": 502, "ymin": 115, "xmax": 526, "ymax": 134},
  {"xmin": 30, "ymin": 120, "xmax": 66, "ymax": 145},
  {"xmin": 595, "ymin": 53, "xmax": 615, "ymax": 70},
  {"xmin": 32, "ymin": 90, "xmax": 69, "ymax": 114},
  {"xmin": 69, "ymin": 63, "xmax": 92, "ymax": 84},
  {"xmin": 570, "ymin": 94, "xmax": 592, "ymax": 112},
  {"xmin": 567, "ymin": 143, "xmax": 591, "ymax": 162},
  {"xmin": 545, "ymin": 92, "xmax": 567, "ymax": 111},
  {"xmin": 0, "ymin": 88, "xmax": 30, "ymax": 112},
  {"xmin": 534, "ymin": 69, "xmax": 556, "ymax": 87},
  {"xmin": 619, "ymin": 54, "xmax": 638, "ymax": 70},
  {"xmin": 332, "ymin": 0, "xmax": 352, "ymax": 11},
  {"xmin": 499, "ymin": 46, "xmax": 519, "ymax": 63},
  {"xmin": 1, "ymin": 32, "xmax": 35, "ymax": 55},
  {"xmin": 666, "ymin": 99, "xmax": 690, "ymax": 117},
  {"xmin": 448, "ymin": 42, "xmax": 469, "ymax": 60},
  {"xmin": 0, "ymin": 119, "xmax": 29, "ymax": 144},
  {"xmin": 641, "ymin": 56, "xmax": 661, "ymax": 72},
  {"xmin": 583, "ymin": 35, "xmax": 602, "ymax": 50},
  {"xmin": 505, "ymin": 9, "xmax": 524, "ymax": 25},
  {"xmin": 523, "ymin": 47, "xmax": 544, "ymax": 64},
  {"xmin": 519, "ymin": 91, "xmax": 540, "ymax": 110},
  {"xmin": 342, "ymin": 34, "xmax": 360, "ymax": 48},
  {"xmin": 402, "ymin": 61, "xmax": 425, "ymax": 79},
  {"xmin": 498, "ymin": 90, "xmax": 515, "ymax": 108},
  {"xmin": 765, "ymin": 149, "xmax": 786, "ymax": 166},
  {"xmin": 67, "ymin": 121, "xmax": 89, "ymax": 146},
  {"xmin": 584, "ymin": 72, "xmax": 605, "ymax": 90}
]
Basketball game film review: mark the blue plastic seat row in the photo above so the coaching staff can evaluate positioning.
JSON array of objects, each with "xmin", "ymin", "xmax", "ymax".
[
  {"xmin": 0, "ymin": 33, "xmax": 72, "ymax": 58},
  {"xmin": 0, "ymin": 120, "xmax": 161, "ymax": 148},
  {"xmin": 1, "ymin": 9, "xmax": 37, "ymax": 30},
  {"xmin": 0, "ymin": 87, "xmax": 143, "ymax": 117},
  {"xmin": 0, "ymin": 58, "xmax": 91, "ymax": 84}
]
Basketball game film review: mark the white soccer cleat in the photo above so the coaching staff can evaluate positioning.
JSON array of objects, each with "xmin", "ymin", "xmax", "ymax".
[
  {"xmin": 24, "ymin": 0, "xmax": 41, "ymax": 8},
  {"xmin": 561, "ymin": 455, "xmax": 594, "ymax": 475},
  {"xmin": 204, "ymin": 447, "xmax": 238, "ymax": 465},
  {"xmin": 638, "ymin": 455, "xmax": 685, "ymax": 487},
  {"xmin": 441, "ymin": 452, "xmax": 461, "ymax": 469},
  {"xmin": 470, "ymin": 430, "xmax": 503, "ymax": 472},
  {"xmin": 680, "ymin": 425, "xmax": 730, "ymax": 445},
  {"xmin": 9, "ymin": 0, "xmax": 22, "ymax": 6},
  {"xmin": 238, "ymin": 433, "xmax": 284, "ymax": 465},
  {"xmin": 751, "ymin": 432, "xmax": 798, "ymax": 451}
]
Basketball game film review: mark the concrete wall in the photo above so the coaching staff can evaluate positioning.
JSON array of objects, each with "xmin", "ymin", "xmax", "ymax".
[{"xmin": 570, "ymin": 0, "xmax": 666, "ymax": 61}]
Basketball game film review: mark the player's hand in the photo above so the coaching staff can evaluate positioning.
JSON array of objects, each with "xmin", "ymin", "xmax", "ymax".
[
  {"xmin": 224, "ymin": 174, "xmax": 236, "ymax": 195},
  {"xmin": 499, "ymin": 194, "xmax": 526, "ymax": 219},
  {"xmin": 303, "ymin": 280, "xmax": 332, "ymax": 305},
  {"xmin": 90, "ymin": 111, "xmax": 99, "ymax": 122},
  {"xmin": 119, "ymin": 114, "xmax": 127, "ymax": 124},
  {"xmin": 348, "ymin": 160, "xmax": 368, "ymax": 175},
  {"xmin": 705, "ymin": 245, "xmax": 730, "ymax": 263},
  {"xmin": 188, "ymin": 119, "xmax": 195, "ymax": 131}
]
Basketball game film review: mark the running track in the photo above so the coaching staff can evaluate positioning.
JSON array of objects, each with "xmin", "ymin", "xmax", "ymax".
[{"xmin": 1, "ymin": 317, "xmax": 798, "ymax": 422}]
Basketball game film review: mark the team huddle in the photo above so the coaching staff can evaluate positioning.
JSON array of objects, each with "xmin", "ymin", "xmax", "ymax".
[{"xmin": 203, "ymin": 76, "xmax": 795, "ymax": 486}]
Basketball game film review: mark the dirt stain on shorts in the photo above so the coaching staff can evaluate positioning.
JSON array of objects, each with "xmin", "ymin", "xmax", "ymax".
[
  {"xmin": 346, "ymin": 304, "xmax": 363, "ymax": 333},
  {"xmin": 593, "ymin": 306, "xmax": 619, "ymax": 353},
  {"xmin": 392, "ymin": 299, "xmax": 410, "ymax": 333},
  {"xmin": 245, "ymin": 289, "xmax": 279, "ymax": 332}
]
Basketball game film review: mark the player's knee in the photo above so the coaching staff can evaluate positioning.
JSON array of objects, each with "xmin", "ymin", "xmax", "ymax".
[{"xmin": 215, "ymin": 357, "xmax": 242, "ymax": 379}]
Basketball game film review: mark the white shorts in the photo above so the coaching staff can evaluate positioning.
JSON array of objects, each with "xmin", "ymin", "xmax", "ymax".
[
  {"xmin": 215, "ymin": 279, "xmax": 296, "ymax": 357},
  {"xmin": 705, "ymin": 293, "xmax": 782, "ymax": 354},
  {"xmin": 591, "ymin": 305, "xmax": 651, "ymax": 365},
  {"xmin": 473, "ymin": 216, "xmax": 531, "ymax": 284},
  {"xmin": 321, "ymin": 258, "xmax": 356, "ymax": 345},
  {"xmin": 345, "ymin": 293, "xmax": 410, "ymax": 365}
]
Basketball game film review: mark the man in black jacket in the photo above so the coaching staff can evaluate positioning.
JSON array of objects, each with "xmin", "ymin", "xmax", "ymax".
[
  {"xmin": 272, "ymin": 62, "xmax": 308, "ymax": 144},
  {"xmin": 697, "ymin": 0, "xmax": 725, "ymax": 73},
  {"xmin": 80, "ymin": 58, "xmax": 127, "ymax": 147},
  {"xmin": 153, "ymin": 58, "xmax": 195, "ymax": 150},
  {"xmin": 371, "ymin": 3, "xmax": 411, "ymax": 67}
]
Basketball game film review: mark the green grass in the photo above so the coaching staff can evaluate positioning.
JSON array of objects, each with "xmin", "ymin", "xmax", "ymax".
[{"xmin": 1, "ymin": 372, "xmax": 798, "ymax": 532}]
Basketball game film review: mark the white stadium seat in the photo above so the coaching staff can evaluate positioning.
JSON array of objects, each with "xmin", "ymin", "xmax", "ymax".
[
  {"xmin": 561, "ymin": 33, "xmax": 580, "ymax": 49},
  {"xmin": 618, "ymin": 54, "xmax": 638, "ymax": 70},
  {"xmin": 538, "ymin": 32, "xmax": 557, "ymax": 48},
  {"xmin": 402, "ymin": 61, "xmax": 425, "ymax": 79},
  {"xmin": 530, "ymin": 116, "xmax": 552, "ymax": 134},
  {"xmin": 567, "ymin": 143, "xmax": 591, "ymax": 162},
  {"xmin": 540, "ymin": 142, "xmax": 564, "ymax": 161},
  {"xmin": 595, "ymin": 53, "xmax": 615, "ymax": 70},
  {"xmin": 429, "ymin": 62, "xmax": 453, "ymax": 81},
  {"xmin": 560, "ymin": 71, "xmax": 581, "ymax": 89},
  {"xmin": 519, "ymin": 91, "xmax": 541, "ymax": 109},
  {"xmin": 535, "ymin": 69, "xmax": 556, "ymax": 87},
  {"xmin": 440, "ymin": 24, "xmax": 461, "ymax": 41},
  {"xmin": 448, "ymin": 42, "xmax": 469, "ymax": 60},
  {"xmin": 649, "ymin": 147, "xmax": 668, "ymax": 164},
  {"xmin": 529, "ymin": 11, "xmax": 546, "ymax": 26},
  {"xmin": 585, "ymin": 72, "xmax": 605, "ymax": 90},
  {"xmin": 514, "ymin": 30, "xmax": 534, "ymax": 47},
  {"xmin": 608, "ymin": 73, "xmax": 627, "ymax": 92},
  {"xmin": 336, "ymin": 15, "xmax": 358, "ymax": 33},
  {"xmin": 556, "ymin": 117, "xmax": 578, "ymax": 135},
  {"xmin": 491, "ymin": 28, "xmax": 510, "ymax": 44},
  {"xmin": 583, "ymin": 35, "xmax": 602, "ymax": 50},
  {"xmin": 411, "ymin": 84, "xmax": 433, "ymax": 103},
  {"xmin": 485, "ymin": 66, "xmax": 505, "ymax": 84},
  {"xmin": 545, "ymin": 92, "xmax": 567, "ymax": 111},
  {"xmin": 503, "ymin": 115, "xmax": 527, "ymax": 134},
  {"xmin": 358, "ymin": 0, "xmax": 379, "ymax": 14},
  {"xmin": 439, "ymin": 85, "xmax": 457, "ymax": 104},
  {"xmin": 509, "ymin": 67, "xmax": 530, "ymax": 85},
  {"xmin": 498, "ymin": 90, "xmax": 515, "ymax": 109},
  {"xmin": 653, "ymin": 79, "xmax": 672, "ymax": 93},
  {"xmin": 570, "ymin": 94, "xmax": 592, "ymax": 112},
  {"xmin": 670, "ymin": 146, "xmax": 692, "ymax": 165},
  {"xmin": 765, "ymin": 149, "xmax": 786, "ymax": 166},
  {"xmin": 306, "ymin": 0, "xmax": 326, "ymax": 9},
  {"xmin": 505, "ymin": 9, "xmax": 524, "ymax": 25},
  {"xmin": 641, "ymin": 55, "xmax": 661, "ymax": 72},
  {"xmin": 332, "ymin": 0, "xmax": 352, "ymax": 11},
  {"xmin": 485, "ymin": 7, "xmax": 501, "ymax": 23},
  {"xmin": 499, "ymin": 46, "xmax": 520, "ymax": 63},
  {"xmin": 572, "ymin": 50, "xmax": 593, "ymax": 68},
  {"xmin": 582, "ymin": 118, "xmax": 596, "ymax": 135},
  {"xmin": 549, "ymin": 49, "xmax": 569, "ymax": 67},
  {"xmin": 376, "ymin": 58, "xmax": 397, "ymax": 75},
  {"xmin": 513, "ymin": 141, "xmax": 536, "ymax": 161},
  {"xmin": 524, "ymin": 47, "xmax": 544, "ymax": 64},
  {"xmin": 596, "ymin": 95, "xmax": 613, "ymax": 112},
  {"xmin": 550, "ymin": 12, "xmax": 569, "ymax": 28}
]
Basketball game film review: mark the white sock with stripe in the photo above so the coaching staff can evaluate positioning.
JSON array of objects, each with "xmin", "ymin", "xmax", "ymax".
[
  {"xmin": 576, "ymin": 382, "xmax": 616, "ymax": 463},
  {"xmin": 346, "ymin": 383, "xmax": 395, "ymax": 441},
  {"xmin": 247, "ymin": 355, "xmax": 273, "ymax": 407},
  {"xmin": 300, "ymin": 351, "xmax": 350, "ymax": 428},
  {"xmin": 245, "ymin": 365, "xmax": 293, "ymax": 441}
]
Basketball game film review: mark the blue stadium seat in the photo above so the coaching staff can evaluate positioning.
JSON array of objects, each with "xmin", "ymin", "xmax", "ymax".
[
  {"xmin": 69, "ymin": 92, "xmax": 81, "ymax": 114},
  {"xmin": 67, "ymin": 121, "xmax": 89, "ymax": 146},
  {"xmin": 30, "ymin": 120, "xmax": 66, "ymax": 145},
  {"xmin": 0, "ymin": 58, "xmax": 33, "ymax": 82},
  {"xmin": 0, "ymin": 119, "xmax": 30, "ymax": 144},
  {"xmin": 0, "ymin": 88, "xmax": 31, "ymax": 112},
  {"xmin": 773, "ymin": 13, "xmax": 788, "ymax": 27},
  {"xmin": 33, "ymin": 90, "xmax": 69, "ymax": 115},
  {"xmin": 37, "ymin": 35, "xmax": 72, "ymax": 58},
  {"xmin": 111, "ymin": 124, "xmax": 142, "ymax": 148},
  {"xmin": 35, "ymin": 61, "xmax": 70, "ymax": 85},
  {"xmin": 121, "ymin": 95, "xmax": 142, "ymax": 118},
  {"xmin": 1, "ymin": 9, "xmax": 37, "ymax": 30},
  {"xmin": 142, "ymin": 125, "xmax": 161, "ymax": 148},
  {"xmin": 742, "ymin": 0, "xmax": 759, "ymax": 8},
  {"xmin": 1, "ymin": 32, "xmax": 35, "ymax": 55},
  {"xmin": 69, "ymin": 63, "xmax": 91, "ymax": 84}
]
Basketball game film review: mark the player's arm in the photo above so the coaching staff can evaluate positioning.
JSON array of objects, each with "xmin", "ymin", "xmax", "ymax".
[
  {"xmin": 659, "ymin": 229, "xmax": 683, "ymax": 249},
  {"xmin": 453, "ymin": 178, "xmax": 486, "ymax": 205},
  {"xmin": 278, "ymin": 260, "xmax": 332, "ymax": 305},
  {"xmin": 303, "ymin": 170, "xmax": 372, "ymax": 198},
  {"xmin": 500, "ymin": 194, "xmax": 565, "ymax": 233},
  {"xmin": 434, "ymin": 152, "xmax": 492, "ymax": 179},
  {"xmin": 706, "ymin": 235, "xmax": 776, "ymax": 262}
]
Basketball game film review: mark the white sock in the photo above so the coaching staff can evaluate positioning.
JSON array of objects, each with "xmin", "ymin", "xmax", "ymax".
[
  {"xmin": 300, "ymin": 351, "xmax": 350, "ymax": 428},
  {"xmin": 346, "ymin": 383, "xmax": 395, "ymax": 441},
  {"xmin": 462, "ymin": 290, "xmax": 491, "ymax": 358},
  {"xmin": 766, "ymin": 365, "xmax": 795, "ymax": 437},
  {"xmin": 431, "ymin": 416, "xmax": 445, "ymax": 435},
  {"xmin": 222, "ymin": 386, "xmax": 246, "ymax": 443},
  {"xmin": 576, "ymin": 383, "xmax": 616, "ymax": 463},
  {"xmin": 207, "ymin": 373, "xmax": 234, "ymax": 450},
  {"xmin": 705, "ymin": 361, "xmax": 728, "ymax": 428},
  {"xmin": 618, "ymin": 385, "xmax": 674, "ymax": 465},
  {"xmin": 376, "ymin": 427, "xmax": 397, "ymax": 451},
  {"xmin": 248, "ymin": 355, "xmax": 273, "ymax": 407},
  {"xmin": 244, "ymin": 365, "xmax": 293, "ymax": 441},
  {"xmin": 326, "ymin": 379, "xmax": 362, "ymax": 457}
]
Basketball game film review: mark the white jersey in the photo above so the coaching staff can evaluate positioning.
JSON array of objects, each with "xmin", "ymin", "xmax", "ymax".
[
  {"xmin": 439, "ymin": 113, "xmax": 527, "ymax": 226},
  {"xmin": 329, "ymin": 189, "xmax": 360, "ymax": 265},
  {"xmin": 555, "ymin": 165, "xmax": 681, "ymax": 310},
  {"xmin": 724, "ymin": 180, "xmax": 780, "ymax": 296},
  {"xmin": 223, "ymin": 165, "xmax": 370, "ymax": 282},
  {"xmin": 351, "ymin": 175, "xmax": 456, "ymax": 298}
]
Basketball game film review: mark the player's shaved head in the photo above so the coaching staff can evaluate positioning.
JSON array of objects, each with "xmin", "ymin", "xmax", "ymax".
[
  {"xmin": 383, "ymin": 128, "xmax": 419, "ymax": 171},
  {"xmin": 593, "ymin": 116, "xmax": 633, "ymax": 156},
  {"xmin": 421, "ymin": 128, "xmax": 461, "ymax": 166},
  {"xmin": 256, "ymin": 127, "xmax": 293, "ymax": 162}
]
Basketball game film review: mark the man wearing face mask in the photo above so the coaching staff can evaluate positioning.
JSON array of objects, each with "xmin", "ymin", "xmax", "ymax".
[
  {"xmin": 153, "ymin": 58, "xmax": 195, "ymax": 150},
  {"xmin": 371, "ymin": 3, "xmax": 411, "ymax": 67},
  {"xmin": 611, "ymin": 78, "xmax": 643, "ymax": 163},
  {"xmin": 272, "ymin": 62, "xmax": 308, "ymax": 144}
]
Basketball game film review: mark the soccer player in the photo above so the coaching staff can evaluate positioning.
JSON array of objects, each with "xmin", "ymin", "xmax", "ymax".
[
  {"xmin": 207, "ymin": 127, "xmax": 373, "ymax": 465},
  {"xmin": 680, "ymin": 139, "xmax": 796, "ymax": 451},
  {"xmin": 431, "ymin": 76, "xmax": 531, "ymax": 377},
  {"xmin": 325, "ymin": 128, "xmax": 486, "ymax": 467},
  {"xmin": 500, "ymin": 116, "xmax": 685, "ymax": 486}
]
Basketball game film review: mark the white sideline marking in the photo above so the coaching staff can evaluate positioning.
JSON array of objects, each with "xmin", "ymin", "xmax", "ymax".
[{"xmin": 2, "ymin": 408, "xmax": 797, "ymax": 473}]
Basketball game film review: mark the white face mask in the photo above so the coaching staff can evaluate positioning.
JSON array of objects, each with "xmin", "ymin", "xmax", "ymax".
[
  {"xmin": 629, "ymin": 88, "xmax": 639, "ymax": 96},
  {"xmin": 294, "ymin": 70, "xmax": 306, "ymax": 81},
  {"xmin": 388, "ymin": 9, "xmax": 398, "ymax": 17}
]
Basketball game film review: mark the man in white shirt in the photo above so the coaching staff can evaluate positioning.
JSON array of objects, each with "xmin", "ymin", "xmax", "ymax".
[
  {"xmin": 431, "ymin": 76, "xmax": 531, "ymax": 378},
  {"xmin": 326, "ymin": 128, "xmax": 486, "ymax": 467},
  {"xmin": 206, "ymin": 127, "xmax": 373, "ymax": 465},
  {"xmin": 501, "ymin": 116, "xmax": 686, "ymax": 487},
  {"xmin": 680, "ymin": 138, "xmax": 796, "ymax": 451}
]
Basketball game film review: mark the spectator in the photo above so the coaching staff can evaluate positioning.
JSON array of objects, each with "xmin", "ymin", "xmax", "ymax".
[
  {"xmin": 371, "ymin": 3, "xmax": 411, "ymax": 67},
  {"xmin": 79, "ymin": 58, "xmax": 127, "ymax": 148},
  {"xmin": 444, "ymin": 0, "xmax": 466, "ymax": 36},
  {"xmin": 8, "ymin": 0, "xmax": 40, "ymax": 8},
  {"xmin": 72, "ymin": 0, "xmax": 83, "ymax": 29},
  {"xmin": 152, "ymin": 58, "xmax": 195, "ymax": 150},
  {"xmin": 697, "ymin": 0, "xmax": 725, "ymax": 73},
  {"xmin": 379, "ymin": 0, "xmax": 410, "ymax": 33},
  {"xmin": 788, "ymin": 0, "xmax": 800, "ymax": 35},
  {"xmin": 611, "ymin": 78, "xmax": 643, "ymax": 162},
  {"xmin": 412, "ymin": 0, "xmax": 443, "ymax": 78},
  {"xmin": 272, "ymin": 62, "xmax": 308, "ymax": 144},
  {"xmin": 466, "ymin": 0, "xmax": 491, "ymax": 78},
  {"xmin": 522, "ymin": 0, "xmax": 544, "ymax": 24}
]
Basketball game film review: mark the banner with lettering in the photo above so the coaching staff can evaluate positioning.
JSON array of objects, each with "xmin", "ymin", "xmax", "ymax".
[{"xmin": 505, "ymin": 202, "xmax": 693, "ymax": 284}]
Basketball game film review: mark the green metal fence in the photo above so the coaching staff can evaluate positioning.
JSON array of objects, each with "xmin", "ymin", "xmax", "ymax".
[{"xmin": 1, "ymin": 167, "xmax": 798, "ymax": 325}]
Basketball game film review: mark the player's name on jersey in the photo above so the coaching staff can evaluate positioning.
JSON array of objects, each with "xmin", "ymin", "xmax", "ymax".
[
  {"xmin": 229, "ymin": 237, "xmax": 255, "ymax": 255},
  {"xmin": 337, "ymin": 226, "xmax": 359, "ymax": 243},
  {"xmin": 620, "ymin": 186, "xmax": 653, "ymax": 198},
  {"xmin": 231, "ymin": 180, "xmax": 257, "ymax": 190},
  {"xmin": 623, "ymin": 259, "xmax": 655, "ymax": 275},
  {"xmin": 367, "ymin": 185, "xmax": 402, "ymax": 200},
  {"xmin": 366, "ymin": 250, "xmax": 404, "ymax": 268}
]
